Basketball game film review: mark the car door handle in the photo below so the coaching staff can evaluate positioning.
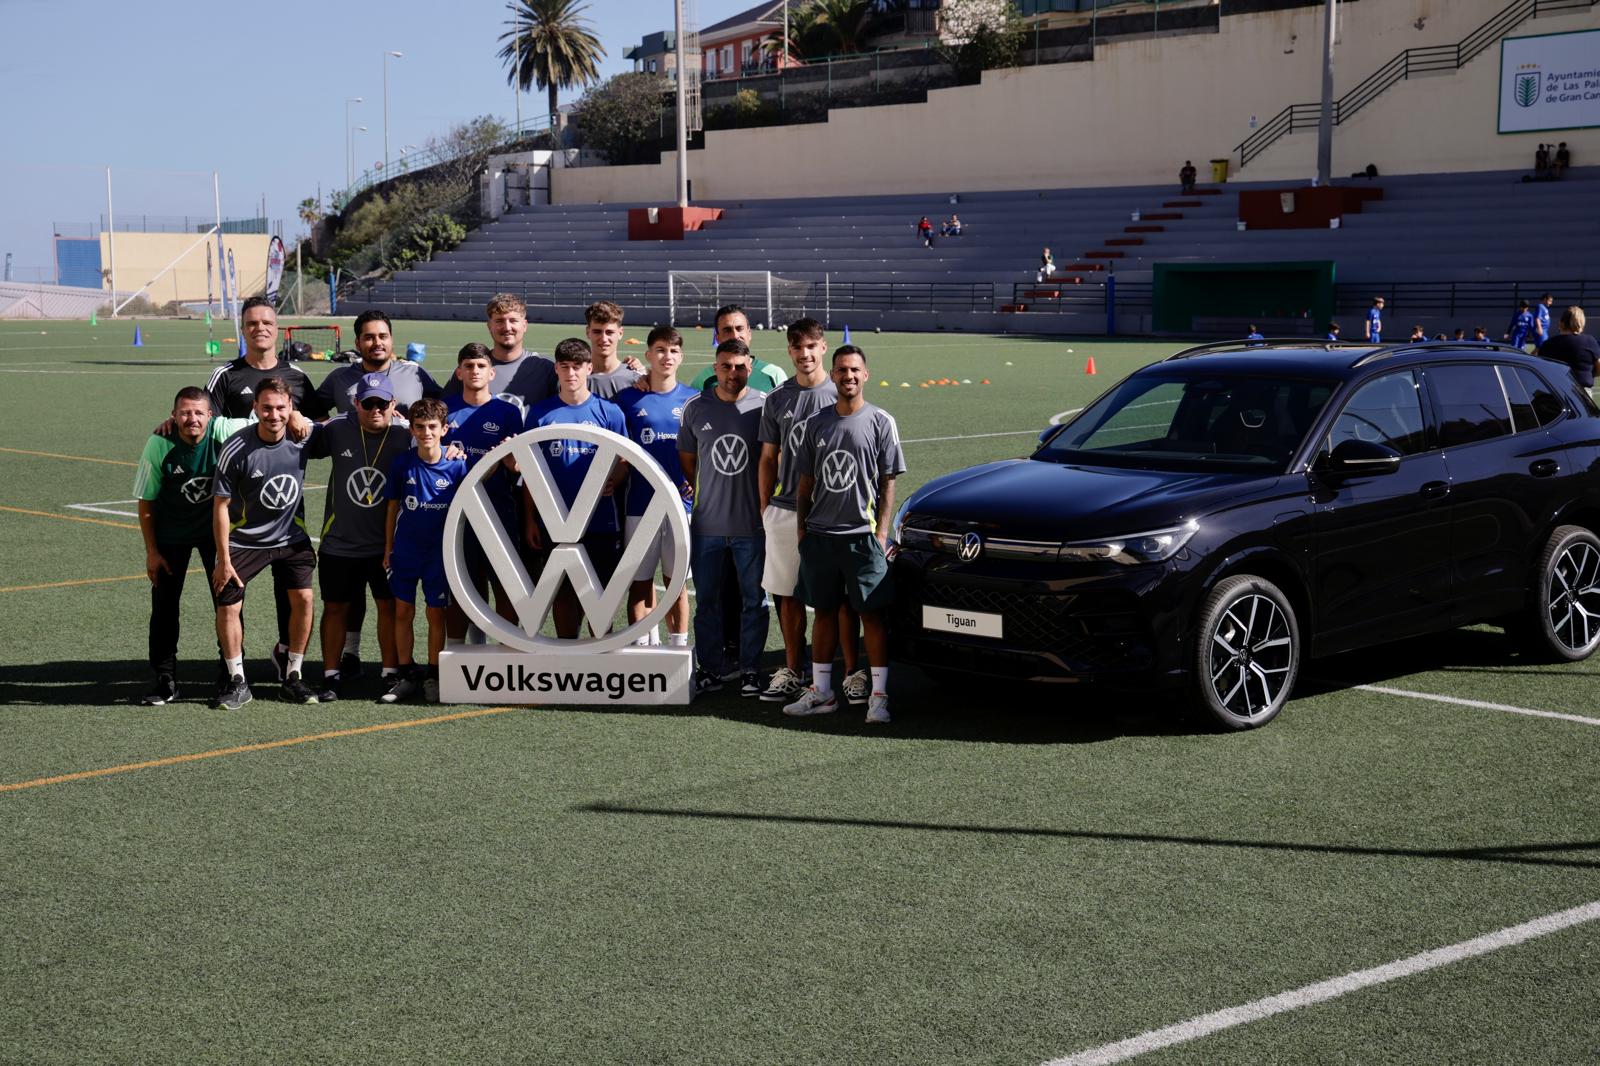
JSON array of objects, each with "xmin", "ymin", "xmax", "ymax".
[
  {"xmin": 1530, "ymin": 459, "xmax": 1560, "ymax": 478},
  {"xmin": 1420, "ymin": 480, "xmax": 1450, "ymax": 500}
]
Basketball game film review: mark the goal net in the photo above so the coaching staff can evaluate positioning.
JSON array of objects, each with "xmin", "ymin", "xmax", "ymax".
[{"xmin": 667, "ymin": 270, "xmax": 814, "ymax": 330}]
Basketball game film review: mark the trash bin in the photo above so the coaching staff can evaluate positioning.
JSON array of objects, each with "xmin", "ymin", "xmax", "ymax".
[{"xmin": 1211, "ymin": 158, "xmax": 1230, "ymax": 183}]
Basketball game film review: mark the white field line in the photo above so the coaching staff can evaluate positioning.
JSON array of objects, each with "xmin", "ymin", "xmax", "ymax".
[
  {"xmin": 0, "ymin": 368, "xmax": 207, "ymax": 376},
  {"xmin": 1045, "ymin": 898, "xmax": 1600, "ymax": 1066},
  {"xmin": 1049, "ymin": 407, "xmax": 1084, "ymax": 425},
  {"xmin": 66, "ymin": 500, "xmax": 139, "ymax": 519},
  {"xmin": 1350, "ymin": 683, "xmax": 1600, "ymax": 728},
  {"xmin": 901, "ymin": 429, "xmax": 1042, "ymax": 444}
]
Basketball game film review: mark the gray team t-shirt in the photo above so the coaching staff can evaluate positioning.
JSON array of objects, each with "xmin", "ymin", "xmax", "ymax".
[
  {"xmin": 793, "ymin": 402, "xmax": 906, "ymax": 535},
  {"xmin": 318, "ymin": 360, "xmax": 441, "ymax": 416},
  {"xmin": 307, "ymin": 413, "xmax": 413, "ymax": 557},
  {"xmin": 679, "ymin": 388, "xmax": 767, "ymax": 537},
  {"xmin": 589, "ymin": 365, "xmax": 643, "ymax": 401},
  {"xmin": 442, "ymin": 350, "xmax": 557, "ymax": 410},
  {"xmin": 213, "ymin": 424, "xmax": 320, "ymax": 549},
  {"xmin": 758, "ymin": 377, "xmax": 838, "ymax": 512}
]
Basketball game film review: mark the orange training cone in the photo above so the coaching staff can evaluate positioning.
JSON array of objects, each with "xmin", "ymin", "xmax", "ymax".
[{"xmin": 1084, "ymin": 356, "xmax": 1096, "ymax": 375}]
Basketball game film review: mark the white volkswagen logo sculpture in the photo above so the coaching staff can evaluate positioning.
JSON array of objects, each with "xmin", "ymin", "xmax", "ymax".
[{"xmin": 438, "ymin": 424, "xmax": 694, "ymax": 704}]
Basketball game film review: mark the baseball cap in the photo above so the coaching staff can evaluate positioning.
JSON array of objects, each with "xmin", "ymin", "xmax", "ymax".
[{"xmin": 355, "ymin": 373, "xmax": 393, "ymax": 402}]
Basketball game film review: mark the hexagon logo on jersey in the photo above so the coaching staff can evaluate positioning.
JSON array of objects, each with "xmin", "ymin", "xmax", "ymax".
[
  {"xmin": 180, "ymin": 476, "xmax": 212, "ymax": 505},
  {"xmin": 820, "ymin": 450, "xmax": 858, "ymax": 494},
  {"xmin": 346, "ymin": 467, "xmax": 385, "ymax": 508},
  {"xmin": 640, "ymin": 427, "xmax": 657, "ymax": 446},
  {"xmin": 711, "ymin": 434, "xmax": 749, "ymax": 476},
  {"xmin": 261, "ymin": 473, "xmax": 302, "ymax": 510}
]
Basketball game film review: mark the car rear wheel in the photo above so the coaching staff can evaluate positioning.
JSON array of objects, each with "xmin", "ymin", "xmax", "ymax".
[
  {"xmin": 1193, "ymin": 574, "xmax": 1300, "ymax": 730},
  {"xmin": 1527, "ymin": 524, "xmax": 1600, "ymax": 661}
]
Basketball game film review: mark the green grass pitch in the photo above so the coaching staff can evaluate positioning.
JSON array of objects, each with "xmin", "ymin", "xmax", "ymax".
[{"xmin": 1, "ymin": 317, "xmax": 1597, "ymax": 1064}]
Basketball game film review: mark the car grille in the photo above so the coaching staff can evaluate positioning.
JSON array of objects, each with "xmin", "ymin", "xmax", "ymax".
[{"xmin": 907, "ymin": 579, "xmax": 1152, "ymax": 674}]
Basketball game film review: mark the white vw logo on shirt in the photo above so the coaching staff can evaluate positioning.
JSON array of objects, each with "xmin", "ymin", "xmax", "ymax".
[
  {"xmin": 787, "ymin": 420, "xmax": 807, "ymax": 453},
  {"xmin": 442, "ymin": 425, "xmax": 692, "ymax": 654},
  {"xmin": 711, "ymin": 433, "xmax": 748, "ymax": 476},
  {"xmin": 819, "ymin": 450, "xmax": 858, "ymax": 494},
  {"xmin": 261, "ymin": 473, "xmax": 301, "ymax": 510},
  {"xmin": 180, "ymin": 476, "xmax": 212, "ymax": 504},
  {"xmin": 346, "ymin": 466, "xmax": 386, "ymax": 508}
]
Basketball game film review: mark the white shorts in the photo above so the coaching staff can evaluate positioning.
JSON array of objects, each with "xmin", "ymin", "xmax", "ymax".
[
  {"xmin": 762, "ymin": 506, "xmax": 801, "ymax": 597},
  {"xmin": 626, "ymin": 514, "xmax": 684, "ymax": 584}
]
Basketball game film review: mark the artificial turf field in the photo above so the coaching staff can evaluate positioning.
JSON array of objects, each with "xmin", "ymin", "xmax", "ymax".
[{"xmin": 1, "ymin": 317, "xmax": 1598, "ymax": 1065}]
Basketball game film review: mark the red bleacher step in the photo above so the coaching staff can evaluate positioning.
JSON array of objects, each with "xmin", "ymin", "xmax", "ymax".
[
  {"xmin": 1140, "ymin": 212, "xmax": 1183, "ymax": 221},
  {"xmin": 1085, "ymin": 250, "xmax": 1126, "ymax": 259},
  {"xmin": 1189, "ymin": 188, "xmax": 1224, "ymax": 196},
  {"xmin": 1124, "ymin": 225, "xmax": 1165, "ymax": 233},
  {"xmin": 1163, "ymin": 200, "xmax": 1203, "ymax": 208},
  {"xmin": 1105, "ymin": 237, "xmax": 1145, "ymax": 247},
  {"xmin": 1061, "ymin": 262, "xmax": 1106, "ymax": 272}
]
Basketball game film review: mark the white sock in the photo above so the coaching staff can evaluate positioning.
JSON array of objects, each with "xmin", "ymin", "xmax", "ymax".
[
  {"xmin": 287, "ymin": 652, "xmax": 305, "ymax": 678},
  {"xmin": 224, "ymin": 655, "xmax": 244, "ymax": 679},
  {"xmin": 323, "ymin": 669, "xmax": 341, "ymax": 682},
  {"xmin": 668, "ymin": 631, "xmax": 688, "ymax": 647},
  {"xmin": 871, "ymin": 667, "xmax": 889, "ymax": 695},
  {"xmin": 343, "ymin": 631, "xmax": 362, "ymax": 656},
  {"xmin": 382, "ymin": 667, "xmax": 399, "ymax": 677},
  {"xmin": 634, "ymin": 634, "xmax": 651, "ymax": 647},
  {"xmin": 813, "ymin": 663, "xmax": 833, "ymax": 697},
  {"xmin": 648, "ymin": 626, "xmax": 662, "ymax": 646}
]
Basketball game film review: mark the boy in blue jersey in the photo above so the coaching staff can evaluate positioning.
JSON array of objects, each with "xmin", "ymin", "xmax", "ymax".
[
  {"xmin": 1326, "ymin": 323, "xmax": 1342, "ymax": 342},
  {"xmin": 1365, "ymin": 297, "xmax": 1384, "ymax": 343},
  {"xmin": 444, "ymin": 342, "xmax": 524, "ymax": 638},
  {"xmin": 1505, "ymin": 301, "xmax": 1536, "ymax": 350},
  {"xmin": 614, "ymin": 325, "xmax": 698, "ymax": 647},
  {"xmin": 382, "ymin": 398, "xmax": 468, "ymax": 703},
  {"xmin": 1536, "ymin": 294, "xmax": 1555, "ymax": 346},
  {"xmin": 522, "ymin": 337, "xmax": 629, "ymax": 639}
]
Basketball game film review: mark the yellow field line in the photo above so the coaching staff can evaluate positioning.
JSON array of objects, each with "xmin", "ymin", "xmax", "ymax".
[
  {"xmin": 0, "ymin": 446, "xmax": 136, "ymax": 467},
  {"xmin": 0, "ymin": 505, "xmax": 138, "ymax": 530},
  {"xmin": 0, "ymin": 568, "xmax": 203, "ymax": 594},
  {"xmin": 0, "ymin": 706, "xmax": 521, "ymax": 795}
]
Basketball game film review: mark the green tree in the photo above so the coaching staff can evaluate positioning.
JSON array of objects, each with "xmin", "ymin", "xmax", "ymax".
[
  {"xmin": 762, "ymin": 0, "xmax": 884, "ymax": 61},
  {"xmin": 571, "ymin": 73, "xmax": 671, "ymax": 166},
  {"xmin": 297, "ymin": 198, "xmax": 321, "ymax": 227},
  {"xmin": 497, "ymin": 0, "xmax": 606, "ymax": 136}
]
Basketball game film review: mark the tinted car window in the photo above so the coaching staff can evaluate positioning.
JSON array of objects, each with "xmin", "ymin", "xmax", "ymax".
[
  {"xmin": 1329, "ymin": 371, "xmax": 1427, "ymax": 455},
  {"xmin": 1041, "ymin": 374, "xmax": 1336, "ymax": 472},
  {"xmin": 1498, "ymin": 366, "xmax": 1536, "ymax": 432},
  {"xmin": 1428, "ymin": 365, "xmax": 1512, "ymax": 447},
  {"xmin": 1515, "ymin": 367, "xmax": 1565, "ymax": 427}
]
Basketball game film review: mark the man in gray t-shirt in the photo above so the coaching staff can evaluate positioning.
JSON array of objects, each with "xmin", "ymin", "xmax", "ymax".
[
  {"xmin": 315, "ymin": 309, "xmax": 442, "ymax": 418},
  {"xmin": 784, "ymin": 345, "xmax": 906, "ymax": 725},
  {"xmin": 305, "ymin": 373, "xmax": 411, "ymax": 698},
  {"xmin": 678, "ymin": 339, "xmax": 769, "ymax": 693}
]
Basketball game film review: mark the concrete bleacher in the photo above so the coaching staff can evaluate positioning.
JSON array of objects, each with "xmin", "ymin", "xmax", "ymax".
[{"xmin": 350, "ymin": 166, "xmax": 1600, "ymax": 333}]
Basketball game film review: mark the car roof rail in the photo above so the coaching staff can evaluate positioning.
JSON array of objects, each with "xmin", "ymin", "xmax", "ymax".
[
  {"xmin": 1349, "ymin": 340, "xmax": 1529, "ymax": 368},
  {"xmin": 1163, "ymin": 338, "xmax": 1368, "ymax": 361}
]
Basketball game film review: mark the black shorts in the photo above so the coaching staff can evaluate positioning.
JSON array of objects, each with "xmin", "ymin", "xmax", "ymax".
[
  {"xmin": 318, "ymin": 552, "xmax": 392, "ymax": 603},
  {"xmin": 215, "ymin": 541, "xmax": 316, "ymax": 607},
  {"xmin": 797, "ymin": 532, "xmax": 893, "ymax": 614}
]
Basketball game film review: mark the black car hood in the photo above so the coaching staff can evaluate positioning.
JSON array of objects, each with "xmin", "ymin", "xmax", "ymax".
[{"xmin": 904, "ymin": 458, "xmax": 1284, "ymax": 541}]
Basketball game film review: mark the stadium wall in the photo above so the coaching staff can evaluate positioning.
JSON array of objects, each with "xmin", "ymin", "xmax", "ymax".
[
  {"xmin": 99, "ymin": 233, "xmax": 271, "ymax": 305},
  {"xmin": 552, "ymin": 0, "xmax": 1600, "ymax": 204}
]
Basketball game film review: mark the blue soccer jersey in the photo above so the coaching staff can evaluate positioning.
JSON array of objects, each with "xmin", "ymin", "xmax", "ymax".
[
  {"xmin": 523, "ymin": 393, "xmax": 628, "ymax": 534},
  {"xmin": 1366, "ymin": 307, "xmax": 1382, "ymax": 342},
  {"xmin": 385, "ymin": 450, "xmax": 469, "ymax": 572},
  {"xmin": 445, "ymin": 394, "xmax": 522, "ymax": 517},
  {"xmin": 615, "ymin": 383, "xmax": 697, "ymax": 518},
  {"xmin": 1536, "ymin": 303, "xmax": 1552, "ymax": 342},
  {"xmin": 1509, "ymin": 310, "xmax": 1534, "ymax": 347}
]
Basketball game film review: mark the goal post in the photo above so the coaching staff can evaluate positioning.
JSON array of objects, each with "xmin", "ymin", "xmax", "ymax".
[{"xmin": 666, "ymin": 270, "xmax": 814, "ymax": 330}]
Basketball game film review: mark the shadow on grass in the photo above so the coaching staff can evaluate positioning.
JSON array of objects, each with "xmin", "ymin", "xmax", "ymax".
[
  {"xmin": 1305, "ymin": 625, "xmax": 1600, "ymax": 689},
  {"xmin": 574, "ymin": 802, "xmax": 1600, "ymax": 872},
  {"xmin": 0, "ymin": 658, "xmax": 387, "ymax": 708}
]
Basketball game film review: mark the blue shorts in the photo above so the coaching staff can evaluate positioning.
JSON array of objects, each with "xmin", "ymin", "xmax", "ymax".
[{"xmin": 387, "ymin": 557, "xmax": 451, "ymax": 608}]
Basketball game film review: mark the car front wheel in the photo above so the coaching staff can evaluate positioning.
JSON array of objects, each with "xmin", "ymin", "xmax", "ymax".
[
  {"xmin": 1528, "ymin": 524, "xmax": 1600, "ymax": 661},
  {"xmin": 1193, "ymin": 574, "xmax": 1300, "ymax": 730}
]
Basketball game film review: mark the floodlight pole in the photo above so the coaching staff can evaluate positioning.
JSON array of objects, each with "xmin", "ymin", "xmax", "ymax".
[
  {"xmin": 383, "ymin": 50, "xmax": 404, "ymax": 180},
  {"xmin": 1316, "ymin": 0, "xmax": 1336, "ymax": 186},
  {"xmin": 673, "ymin": 0, "xmax": 690, "ymax": 208},
  {"xmin": 105, "ymin": 168, "xmax": 117, "ymax": 317},
  {"xmin": 345, "ymin": 96, "xmax": 363, "ymax": 186},
  {"xmin": 783, "ymin": 0, "xmax": 789, "ymax": 67}
]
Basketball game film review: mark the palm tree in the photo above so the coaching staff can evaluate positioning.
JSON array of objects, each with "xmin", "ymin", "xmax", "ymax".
[{"xmin": 498, "ymin": 0, "xmax": 605, "ymax": 141}]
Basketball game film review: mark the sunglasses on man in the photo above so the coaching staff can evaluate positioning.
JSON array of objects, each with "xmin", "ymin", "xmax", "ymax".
[{"xmin": 359, "ymin": 398, "xmax": 390, "ymax": 411}]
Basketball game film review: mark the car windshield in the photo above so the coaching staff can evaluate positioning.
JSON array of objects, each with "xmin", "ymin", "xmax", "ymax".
[{"xmin": 1038, "ymin": 372, "xmax": 1338, "ymax": 472}]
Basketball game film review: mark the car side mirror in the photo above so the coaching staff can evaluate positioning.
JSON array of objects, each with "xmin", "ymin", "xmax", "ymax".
[
  {"xmin": 1321, "ymin": 438, "xmax": 1402, "ymax": 477},
  {"xmin": 1039, "ymin": 425, "xmax": 1065, "ymax": 447}
]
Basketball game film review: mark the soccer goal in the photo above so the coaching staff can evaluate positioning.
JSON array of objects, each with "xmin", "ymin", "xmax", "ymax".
[{"xmin": 667, "ymin": 270, "xmax": 814, "ymax": 330}]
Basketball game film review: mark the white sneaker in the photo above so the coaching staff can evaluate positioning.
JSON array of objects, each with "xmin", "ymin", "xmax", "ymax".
[
  {"xmin": 866, "ymin": 693, "xmax": 891, "ymax": 724},
  {"xmin": 760, "ymin": 666, "xmax": 806, "ymax": 702},
  {"xmin": 842, "ymin": 669, "xmax": 869, "ymax": 705},
  {"xmin": 783, "ymin": 686, "xmax": 838, "ymax": 716}
]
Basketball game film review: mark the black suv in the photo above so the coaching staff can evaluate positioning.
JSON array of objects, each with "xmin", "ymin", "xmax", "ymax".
[{"xmin": 890, "ymin": 341, "xmax": 1600, "ymax": 728}]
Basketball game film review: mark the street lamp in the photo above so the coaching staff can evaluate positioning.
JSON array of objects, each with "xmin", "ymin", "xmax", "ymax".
[
  {"xmin": 345, "ymin": 96, "xmax": 364, "ymax": 186},
  {"xmin": 383, "ymin": 50, "xmax": 404, "ymax": 178},
  {"xmin": 352, "ymin": 126, "xmax": 369, "ymax": 184}
]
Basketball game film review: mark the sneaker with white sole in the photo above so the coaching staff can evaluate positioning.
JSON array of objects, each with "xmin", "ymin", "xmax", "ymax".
[
  {"xmin": 783, "ymin": 687, "xmax": 839, "ymax": 717},
  {"xmin": 866, "ymin": 693, "xmax": 891, "ymax": 724},
  {"xmin": 214, "ymin": 674, "xmax": 252, "ymax": 711},
  {"xmin": 842, "ymin": 669, "xmax": 870, "ymax": 705},
  {"xmin": 141, "ymin": 674, "xmax": 179, "ymax": 706},
  {"xmin": 693, "ymin": 667, "xmax": 724, "ymax": 696},
  {"xmin": 380, "ymin": 673, "xmax": 419, "ymax": 704},
  {"xmin": 423, "ymin": 677, "xmax": 440, "ymax": 704},
  {"xmin": 740, "ymin": 671, "xmax": 762, "ymax": 697},
  {"xmin": 759, "ymin": 666, "xmax": 806, "ymax": 702}
]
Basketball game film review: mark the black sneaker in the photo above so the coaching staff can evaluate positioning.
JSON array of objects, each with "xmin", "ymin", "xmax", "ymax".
[
  {"xmin": 740, "ymin": 671, "xmax": 762, "ymax": 697},
  {"xmin": 140, "ymin": 674, "xmax": 179, "ymax": 706},
  {"xmin": 317, "ymin": 673, "xmax": 343, "ymax": 703},
  {"xmin": 380, "ymin": 673, "xmax": 419, "ymax": 704},
  {"xmin": 269, "ymin": 642, "xmax": 290, "ymax": 682},
  {"xmin": 693, "ymin": 667, "xmax": 724, "ymax": 695},
  {"xmin": 339, "ymin": 652, "xmax": 364, "ymax": 680},
  {"xmin": 214, "ymin": 674, "xmax": 252, "ymax": 711},
  {"xmin": 282, "ymin": 672, "xmax": 320, "ymax": 705}
]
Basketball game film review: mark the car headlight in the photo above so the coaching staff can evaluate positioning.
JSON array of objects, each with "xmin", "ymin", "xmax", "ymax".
[{"xmin": 1058, "ymin": 519, "xmax": 1198, "ymax": 565}]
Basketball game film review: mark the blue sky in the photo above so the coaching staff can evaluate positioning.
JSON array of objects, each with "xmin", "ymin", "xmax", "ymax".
[{"xmin": 1, "ymin": 0, "xmax": 721, "ymax": 281}]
